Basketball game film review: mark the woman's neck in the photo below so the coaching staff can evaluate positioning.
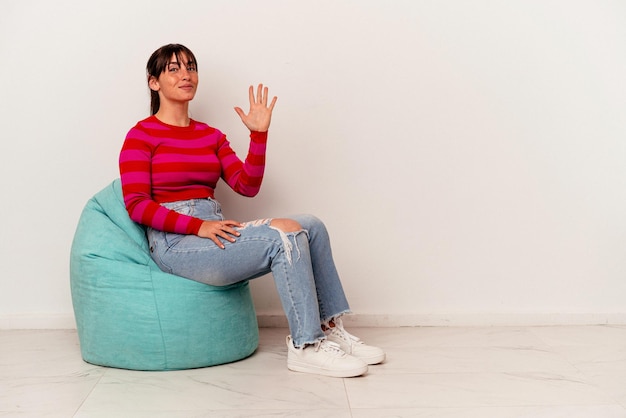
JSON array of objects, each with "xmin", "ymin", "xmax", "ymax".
[{"xmin": 154, "ymin": 105, "xmax": 191, "ymax": 127}]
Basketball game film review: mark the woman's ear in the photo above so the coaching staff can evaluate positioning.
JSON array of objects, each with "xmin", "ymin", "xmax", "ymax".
[{"xmin": 148, "ymin": 76, "xmax": 160, "ymax": 92}]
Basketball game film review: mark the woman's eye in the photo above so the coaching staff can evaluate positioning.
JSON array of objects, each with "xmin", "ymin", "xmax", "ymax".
[
  {"xmin": 168, "ymin": 65, "xmax": 180, "ymax": 72},
  {"xmin": 187, "ymin": 66, "xmax": 197, "ymax": 72}
]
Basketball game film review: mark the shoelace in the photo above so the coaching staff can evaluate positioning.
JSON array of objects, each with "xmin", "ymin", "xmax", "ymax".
[
  {"xmin": 314, "ymin": 339, "xmax": 345, "ymax": 355},
  {"xmin": 331, "ymin": 321, "xmax": 363, "ymax": 345}
]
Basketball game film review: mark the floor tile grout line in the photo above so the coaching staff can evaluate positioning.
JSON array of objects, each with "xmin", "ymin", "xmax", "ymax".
[{"xmin": 71, "ymin": 366, "xmax": 107, "ymax": 417}]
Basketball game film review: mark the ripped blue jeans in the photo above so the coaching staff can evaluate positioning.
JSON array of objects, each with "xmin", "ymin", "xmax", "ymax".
[{"xmin": 146, "ymin": 198, "xmax": 351, "ymax": 347}]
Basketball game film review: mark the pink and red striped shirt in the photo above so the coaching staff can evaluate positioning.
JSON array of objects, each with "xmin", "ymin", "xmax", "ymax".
[{"xmin": 119, "ymin": 115, "xmax": 267, "ymax": 235}]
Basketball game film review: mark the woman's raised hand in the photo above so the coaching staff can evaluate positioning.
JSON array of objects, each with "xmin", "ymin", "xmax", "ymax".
[
  {"xmin": 234, "ymin": 84, "xmax": 277, "ymax": 132},
  {"xmin": 198, "ymin": 220, "xmax": 243, "ymax": 249}
]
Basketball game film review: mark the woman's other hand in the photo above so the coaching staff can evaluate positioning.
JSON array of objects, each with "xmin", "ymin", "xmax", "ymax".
[
  {"xmin": 234, "ymin": 84, "xmax": 277, "ymax": 132},
  {"xmin": 198, "ymin": 220, "xmax": 243, "ymax": 249}
]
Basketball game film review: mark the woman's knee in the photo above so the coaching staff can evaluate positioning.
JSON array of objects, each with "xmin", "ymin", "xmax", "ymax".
[
  {"xmin": 270, "ymin": 218, "xmax": 302, "ymax": 233},
  {"xmin": 289, "ymin": 214, "xmax": 326, "ymax": 234}
]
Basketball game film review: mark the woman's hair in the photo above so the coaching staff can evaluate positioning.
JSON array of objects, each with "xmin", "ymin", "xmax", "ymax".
[{"xmin": 146, "ymin": 43, "xmax": 198, "ymax": 115}]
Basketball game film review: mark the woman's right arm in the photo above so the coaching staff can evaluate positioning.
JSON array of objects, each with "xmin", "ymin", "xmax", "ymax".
[{"xmin": 119, "ymin": 133, "xmax": 204, "ymax": 235}]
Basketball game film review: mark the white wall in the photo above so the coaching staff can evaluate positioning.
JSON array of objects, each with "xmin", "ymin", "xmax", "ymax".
[{"xmin": 1, "ymin": 0, "xmax": 625, "ymax": 328}]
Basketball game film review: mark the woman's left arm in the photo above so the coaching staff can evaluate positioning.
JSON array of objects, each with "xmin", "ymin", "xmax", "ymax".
[{"xmin": 218, "ymin": 84, "xmax": 277, "ymax": 197}]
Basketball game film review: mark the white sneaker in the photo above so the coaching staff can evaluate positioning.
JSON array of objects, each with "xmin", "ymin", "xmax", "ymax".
[
  {"xmin": 286, "ymin": 336, "xmax": 368, "ymax": 377},
  {"xmin": 325, "ymin": 319, "xmax": 386, "ymax": 365}
]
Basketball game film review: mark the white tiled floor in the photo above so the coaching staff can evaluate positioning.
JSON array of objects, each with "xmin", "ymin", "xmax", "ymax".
[{"xmin": 2, "ymin": 325, "xmax": 626, "ymax": 417}]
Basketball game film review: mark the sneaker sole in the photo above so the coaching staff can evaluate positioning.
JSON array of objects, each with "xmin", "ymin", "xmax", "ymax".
[
  {"xmin": 287, "ymin": 361, "xmax": 368, "ymax": 378},
  {"xmin": 359, "ymin": 353, "xmax": 386, "ymax": 365}
]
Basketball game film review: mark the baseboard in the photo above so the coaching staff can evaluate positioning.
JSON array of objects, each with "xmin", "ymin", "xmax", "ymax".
[
  {"xmin": 0, "ymin": 313, "xmax": 77, "ymax": 330},
  {"xmin": 257, "ymin": 312, "xmax": 626, "ymax": 328},
  {"xmin": 2, "ymin": 312, "xmax": 625, "ymax": 330}
]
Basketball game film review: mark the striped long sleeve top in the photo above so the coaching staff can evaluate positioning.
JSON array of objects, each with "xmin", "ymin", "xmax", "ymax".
[{"xmin": 119, "ymin": 115, "xmax": 268, "ymax": 235}]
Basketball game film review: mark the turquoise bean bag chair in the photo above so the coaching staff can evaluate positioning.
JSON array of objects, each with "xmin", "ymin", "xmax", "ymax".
[{"xmin": 70, "ymin": 179, "xmax": 259, "ymax": 371}]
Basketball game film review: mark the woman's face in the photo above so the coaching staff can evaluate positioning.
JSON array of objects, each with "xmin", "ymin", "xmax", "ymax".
[{"xmin": 149, "ymin": 53, "xmax": 198, "ymax": 106}]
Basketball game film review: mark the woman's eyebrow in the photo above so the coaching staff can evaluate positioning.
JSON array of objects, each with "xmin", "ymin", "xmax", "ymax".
[{"xmin": 169, "ymin": 60, "xmax": 195, "ymax": 66}]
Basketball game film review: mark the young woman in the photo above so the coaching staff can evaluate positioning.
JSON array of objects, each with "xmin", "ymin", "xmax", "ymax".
[{"xmin": 119, "ymin": 44, "xmax": 384, "ymax": 377}]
